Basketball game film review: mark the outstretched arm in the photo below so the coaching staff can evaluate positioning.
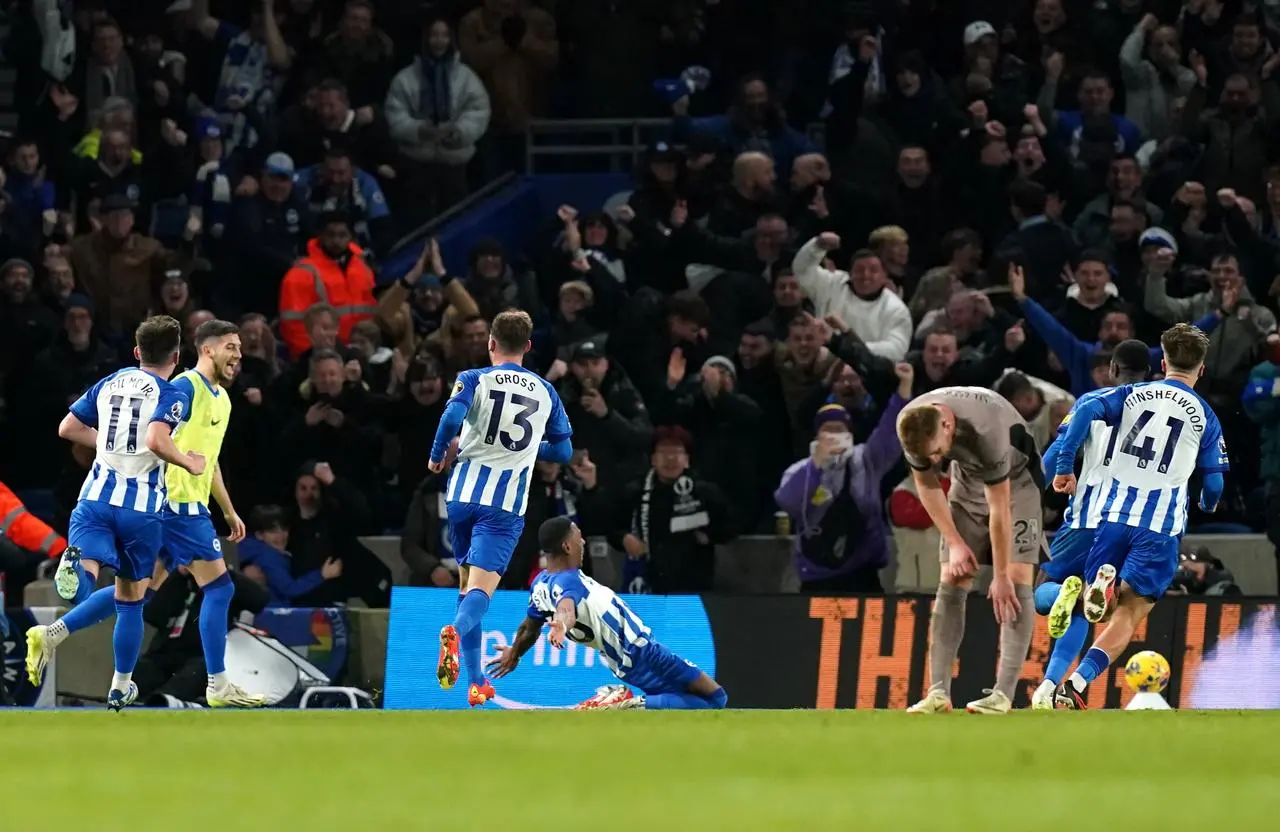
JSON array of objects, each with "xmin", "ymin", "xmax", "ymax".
[{"xmin": 485, "ymin": 615, "xmax": 546, "ymax": 679}]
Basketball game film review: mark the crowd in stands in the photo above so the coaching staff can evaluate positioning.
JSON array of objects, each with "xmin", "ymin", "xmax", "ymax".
[{"xmin": 2, "ymin": 0, "xmax": 1280, "ymax": 608}]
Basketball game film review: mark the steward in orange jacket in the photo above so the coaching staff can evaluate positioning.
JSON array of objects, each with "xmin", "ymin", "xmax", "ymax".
[
  {"xmin": 279, "ymin": 213, "xmax": 377, "ymax": 359},
  {"xmin": 0, "ymin": 481, "xmax": 67, "ymax": 559}
]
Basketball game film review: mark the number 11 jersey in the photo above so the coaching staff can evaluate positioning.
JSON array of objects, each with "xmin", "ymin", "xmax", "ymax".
[
  {"xmin": 69, "ymin": 368, "xmax": 190, "ymax": 513},
  {"xmin": 445, "ymin": 362, "xmax": 572, "ymax": 516},
  {"xmin": 1094, "ymin": 379, "xmax": 1229, "ymax": 536}
]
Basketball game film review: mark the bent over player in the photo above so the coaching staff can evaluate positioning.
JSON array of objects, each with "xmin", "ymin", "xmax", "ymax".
[
  {"xmin": 486, "ymin": 516, "xmax": 728, "ymax": 710},
  {"xmin": 897, "ymin": 386, "xmax": 1044, "ymax": 714},
  {"xmin": 1049, "ymin": 323, "xmax": 1227, "ymax": 708},
  {"xmin": 429, "ymin": 310, "xmax": 573, "ymax": 707}
]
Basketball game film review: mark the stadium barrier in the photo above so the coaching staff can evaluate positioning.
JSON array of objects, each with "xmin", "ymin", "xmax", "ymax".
[
  {"xmin": 382, "ymin": 589, "xmax": 1280, "ymax": 710},
  {"xmin": 9, "ymin": 594, "xmax": 1276, "ymax": 708},
  {"xmin": 347, "ymin": 533, "xmax": 1276, "ymax": 597}
]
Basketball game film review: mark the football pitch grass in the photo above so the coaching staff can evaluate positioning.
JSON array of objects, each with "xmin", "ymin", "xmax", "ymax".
[{"xmin": 3, "ymin": 709, "xmax": 1277, "ymax": 830}]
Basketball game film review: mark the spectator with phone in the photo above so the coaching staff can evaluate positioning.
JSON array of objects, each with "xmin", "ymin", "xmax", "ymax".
[
  {"xmin": 504, "ymin": 451, "xmax": 607, "ymax": 589},
  {"xmin": 775, "ymin": 363, "xmax": 915, "ymax": 594},
  {"xmin": 558, "ymin": 340, "xmax": 653, "ymax": 492}
]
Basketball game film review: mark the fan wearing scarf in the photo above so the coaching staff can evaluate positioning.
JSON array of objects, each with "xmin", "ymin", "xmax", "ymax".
[
  {"xmin": 385, "ymin": 15, "xmax": 492, "ymax": 220},
  {"xmin": 775, "ymin": 363, "xmax": 914, "ymax": 594},
  {"xmin": 612, "ymin": 427, "xmax": 735, "ymax": 594}
]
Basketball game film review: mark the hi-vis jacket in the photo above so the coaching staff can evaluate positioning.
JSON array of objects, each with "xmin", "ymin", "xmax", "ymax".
[
  {"xmin": 279, "ymin": 238, "xmax": 377, "ymax": 358},
  {"xmin": 0, "ymin": 481, "xmax": 66, "ymax": 559}
]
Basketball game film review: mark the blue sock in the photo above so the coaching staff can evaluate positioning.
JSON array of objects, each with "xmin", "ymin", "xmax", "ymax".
[
  {"xmin": 1075, "ymin": 646, "xmax": 1112, "ymax": 685},
  {"xmin": 62, "ymin": 586, "xmax": 116, "ymax": 633},
  {"xmin": 1045, "ymin": 614, "xmax": 1089, "ymax": 685},
  {"xmin": 707, "ymin": 687, "xmax": 728, "ymax": 708},
  {"xmin": 453, "ymin": 589, "xmax": 490, "ymax": 686},
  {"xmin": 111, "ymin": 598, "xmax": 146, "ymax": 674},
  {"xmin": 645, "ymin": 691, "xmax": 718, "ymax": 710},
  {"xmin": 1034, "ymin": 582, "xmax": 1061, "ymax": 616},
  {"xmin": 72, "ymin": 562, "xmax": 95, "ymax": 605},
  {"xmin": 199, "ymin": 573, "xmax": 234, "ymax": 677}
]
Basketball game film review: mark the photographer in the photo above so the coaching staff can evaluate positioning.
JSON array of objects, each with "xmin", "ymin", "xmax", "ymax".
[{"xmin": 1168, "ymin": 548, "xmax": 1242, "ymax": 597}]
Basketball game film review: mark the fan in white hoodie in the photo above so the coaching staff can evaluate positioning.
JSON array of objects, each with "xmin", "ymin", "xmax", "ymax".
[{"xmin": 790, "ymin": 233, "xmax": 913, "ymax": 361}]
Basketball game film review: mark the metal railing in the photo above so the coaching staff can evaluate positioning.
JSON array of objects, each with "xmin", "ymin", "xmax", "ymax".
[
  {"xmin": 387, "ymin": 116, "xmax": 831, "ymax": 258},
  {"xmin": 523, "ymin": 117, "xmax": 828, "ymax": 175},
  {"xmin": 387, "ymin": 171, "xmax": 519, "ymax": 257}
]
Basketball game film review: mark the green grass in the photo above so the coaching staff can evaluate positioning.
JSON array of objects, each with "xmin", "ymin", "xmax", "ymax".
[{"xmin": 2, "ymin": 710, "xmax": 1277, "ymax": 830}]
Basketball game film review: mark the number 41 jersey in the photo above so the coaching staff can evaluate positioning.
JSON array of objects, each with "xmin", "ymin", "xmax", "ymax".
[
  {"xmin": 69, "ymin": 367, "xmax": 190, "ymax": 513},
  {"xmin": 446, "ymin": 362, "xmax": 572, "ymax": 516},
  {"xmin": 1096, "ymin": 379, "xmax": 1229, "ymax": 536}
]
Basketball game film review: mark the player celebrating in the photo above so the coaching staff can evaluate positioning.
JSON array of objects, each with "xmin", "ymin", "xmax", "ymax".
[
  {"xmin": 486, "ymin": 516, "xmax": 728, "ymax": 710},
  {"xmin": 27, "ymin": 321, "xmax": 263, "ymax": 707},
  {"xmin": 897, "ymin": 385, "xmax": 1043, "ymax": 714},
  {"xmin": 429, "ymin": 310, "xmax": 573, "ymax": 707},
  {"xmin": 1048, "ymin": 323, "xmax": 1227, "ymax": 709},
  {"xmin": 33, "ymin": 316, "xmax": 203, "ymax": 710},
  {"xmin": 1030, "ymin": 340, "xmax": 1151, "ymax": 710}
]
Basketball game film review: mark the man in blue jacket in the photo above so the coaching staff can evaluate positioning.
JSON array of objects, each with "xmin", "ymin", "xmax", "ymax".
[{"xmin": 1008, "ymin": 261, "xmax": 1223, "ymax": 396}]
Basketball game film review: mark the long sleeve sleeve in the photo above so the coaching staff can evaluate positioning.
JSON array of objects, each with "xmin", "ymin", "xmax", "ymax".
[
  {"xmin": 253, "ymin": 546, "xmax": 326, "ymax": 602},
  {"xmin": 1019, "ymin": 297, "xmax": 1090, "ymax": 375},
  {"xmin": 1143, "ymin": 271, "xmax": 1196, "ymax": 323},
  {"xmin": 861, "ymin": 393, "xmax": 909, "ymax": 478},
  {"xmin": 774, "ymin": 458, "xmax": 821, "ymax": 517}
]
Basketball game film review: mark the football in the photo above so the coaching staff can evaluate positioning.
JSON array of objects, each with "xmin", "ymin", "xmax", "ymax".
[{"xmin": 1125, "ymin": 650, "xmax": 1171, "ymax": 693}]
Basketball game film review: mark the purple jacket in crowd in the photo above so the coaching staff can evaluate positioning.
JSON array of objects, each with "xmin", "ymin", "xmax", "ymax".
[{"xmin": 774, "ymin": 394, "xmax": 908, "ymax": 582}]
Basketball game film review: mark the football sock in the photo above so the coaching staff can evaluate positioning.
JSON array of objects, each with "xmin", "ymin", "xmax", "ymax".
[
  {"xmin": 57, "ymin": 587, "xmax": 117, "ymax": 643},
  {"xmin": 707, "ymin": 687, "xmax": 729, "ymax": 708},
  {"xmin": 72, "ymin": 562, "xmax": 95, "ymax": 605},
  {"xmin": 1033, "ymin": 679, "xmax": 1056, "ymax": 701},
  {"xmin": 199, "ymin": 573, "xmax": 234, "ymax": 687},
  {"xmin": 995, "ymin": 584, "xmax": 1036, "ymax": 699},
  {"xmin": 928, "ymin": 583, "xmax": 967, "ymax": 696},
  {"xmin": 646, "ymin": 691, "xmax": 717, "ymax": 710},
  {"xmin": 1071, "ymin": 646, "xmax": 1113, "ymax": 690},
  {"xmin": 1045, "ymin": 613, "xmax": 1089, "ymax": 685},
  {"xmin": 111, "ymin": 598, "xmax": 146, "ymax": 678},
  {"xmin": 453, "ymin": 589, "xmax": 490, "ymax": 686},
  {"xmin": 1033, "ymin": 582, "xmax": 1061, "ymax": 616}
]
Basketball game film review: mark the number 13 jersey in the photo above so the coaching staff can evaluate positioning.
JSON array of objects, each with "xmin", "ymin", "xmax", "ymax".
[
  {"xmin": 1094, "ymin": 379, "xmax": 1229, "ymax": 536},
  {"xmin": 446, "ymin": 362, "xmax": 572, "ymax": 516},
  {"xmin": 69, "ymin": 367, "xmax": 190, "ymax": 513}
]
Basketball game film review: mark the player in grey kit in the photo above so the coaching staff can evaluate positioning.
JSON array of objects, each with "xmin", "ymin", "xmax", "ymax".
[{"xmin": 896, "ymin": 386, "xmax": 1045, "ymax": 714}]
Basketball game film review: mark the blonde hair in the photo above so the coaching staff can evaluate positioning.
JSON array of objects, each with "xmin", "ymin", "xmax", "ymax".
[
  {"xmin": 869, "ymin": 226, "xmax": 909, "ymax": 248},
  {"xmin": 897, "ymin": 406, "xmax": 942, "ymax": 461}
]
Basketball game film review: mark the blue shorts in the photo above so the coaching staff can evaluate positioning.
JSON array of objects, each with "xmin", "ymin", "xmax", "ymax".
[
  {"xmin": 160, "ymin": 507, "xmax": 224, "ymax": 571},
  {"xmin": 447, "ymin": 501, "xmax": 524, "ymax": 576},
  {"xmin": 618, "ymin": 641, "xmax": 704, "ymax": 696},
  {"xmin": 1040, "ymin": 526, "xmax": 1097, "ymax": 583},
  {"xmin": 1084, "ymin": 522, "xmax": 1180, "ymax": 601},
  {"xmin": 68, "ymin": 500, "xmax": 164, "ymax": 582}
]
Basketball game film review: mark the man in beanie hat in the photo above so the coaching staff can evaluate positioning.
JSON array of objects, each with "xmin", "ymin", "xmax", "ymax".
[
  {"xmin": 659, "ymin": 354, "xmax": 763, "ymax": 530},
  {"xmin": 775, "ymin": 363, "xmax": 914, "ymax": 594},
  {"xmin": 611, "ymin": 426, "xmax": 735, "ymax": 594}
]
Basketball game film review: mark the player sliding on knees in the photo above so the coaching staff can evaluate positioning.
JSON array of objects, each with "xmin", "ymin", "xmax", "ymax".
[
  {"xmin": 1030, "ymin": 340, "xmax": 1152, "ymax": 709},
  {"xmin": 429, "ymin": 310, "xmax": 574, "ymax": 707},
  {"xmin": 1048, "ymin": 323, "xmax": 1228, "ymax": 709},
  {"xmin": 486, "ymin": 517, "xmax": 728, "ymax": 710},
  {"xmin": 28, "ymin": 320, "xmax": 264, "ymax": 708}
]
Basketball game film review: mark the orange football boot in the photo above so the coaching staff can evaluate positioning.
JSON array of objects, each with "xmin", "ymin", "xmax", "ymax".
[
  {"xmin": 437, "ymin": 625, "xmax": 460, "ymax": 689},
  {"xmin": 468, "ymin": 679, "xmax": 496, "ymax": 707}
]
